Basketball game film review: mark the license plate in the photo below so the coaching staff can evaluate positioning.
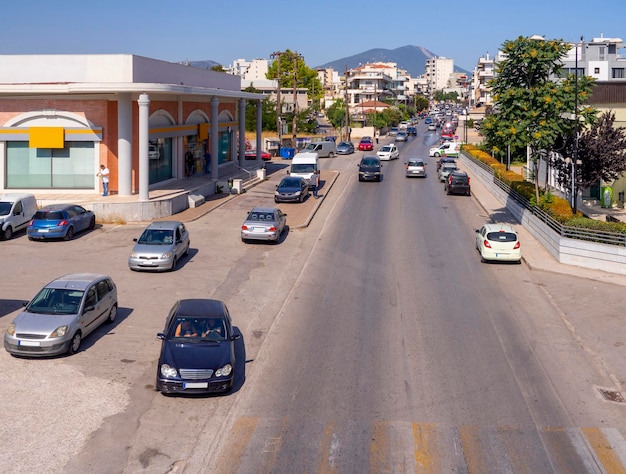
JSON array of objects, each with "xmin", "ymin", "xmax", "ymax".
[
  {"xmin": 253, "ymin": 227, "xmax": 265, "ymax": 232},
  {"xmin": 183, "ymin": 382, "xmax": 208, "ymax": 389},
  {"xmin": 18, "ymin": 340, "xmax": 40, "ymax": 347}
]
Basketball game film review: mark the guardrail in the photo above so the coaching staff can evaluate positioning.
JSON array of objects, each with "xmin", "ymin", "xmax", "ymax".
[{"xmin": 464, "ymin": 151, "xmax": 626, "ymax": 247}]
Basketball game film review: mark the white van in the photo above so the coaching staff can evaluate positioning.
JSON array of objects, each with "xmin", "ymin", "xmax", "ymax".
[
  {"xmin": 429, "ymin": 142, "xmax": 460, "ymax": 157},
  {"xmin": 0, "ymin": 193, "xmax": 37, "ymax": 240},
  {"xmin": 290, "ymin": 152, "xmax": 319, "ymax": 187},
  {"xmin": 300, "ymin": 141, "xmax": 336, "ymax": 158}
]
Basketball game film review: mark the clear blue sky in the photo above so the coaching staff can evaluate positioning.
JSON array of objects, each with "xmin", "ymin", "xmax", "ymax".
[{"xmin": 2, "ymin": 0, "xmax": 625, "ymax": 72}]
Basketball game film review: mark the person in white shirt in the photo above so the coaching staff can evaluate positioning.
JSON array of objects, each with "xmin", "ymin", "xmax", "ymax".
[{"xmin": 97, "ymin": 164, "xmax": 110, "ymax": 196}]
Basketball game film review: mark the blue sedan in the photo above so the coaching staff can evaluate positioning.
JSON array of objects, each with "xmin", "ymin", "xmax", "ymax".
[
  {"xmin": 27, "ymin": 204, "xmax": 96, "ymax": 241},
  {"xmin": 336, "ymin": 141, "xmax": 355, "ymax": 155}
]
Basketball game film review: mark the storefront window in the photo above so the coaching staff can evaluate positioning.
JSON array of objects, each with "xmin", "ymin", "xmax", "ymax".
[
  {"xmin": 6, "ymin": 141, "xmax": 94, "ymax": 189},
  {"xmin": 149, "ymin": 138, "xmax": 173, "ymax": 184},
  {"xmin": 219, "ymin": 131, "xmax": 231, "ymax": 164}
]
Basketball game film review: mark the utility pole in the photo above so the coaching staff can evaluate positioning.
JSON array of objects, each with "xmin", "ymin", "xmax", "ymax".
[
  {"xmin": 344, "ymin": 65, "xmax": 350, "ymax": 141},
  {"xmin": 271, "ymin": 51, "xmax": 284, "ymax": 149},
  {"xmin": 292, "ymin": 52, "xmax": 302, "ymax": 146}
]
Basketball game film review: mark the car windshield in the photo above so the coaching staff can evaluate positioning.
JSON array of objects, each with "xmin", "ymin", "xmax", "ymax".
[
  {"xmin": 361, "ymin": 159, "xmax": 379, "ymax": 166},
  {"xmin": 279, "ymin": 178, "xmax": 302, "ymax": 187},
  {"xmin": 26, "ymin": 288, "xmax": 83, "ymax": 314},
  {"xmin": 246, "ymin": 211, "xmax": 275, "ymax": 222},
  {"xmin": 486, "ymin": 231, "xmax": 518, "ymax": 242},
  {"xmin": 0, "ymin": 202, "xmax": 12, "ymax": 216},
  {"xmin": 291, "ymin": 164, "xmax": 315, "ymax": 173},
  {"xmin": 170, "ymin": 317, "xmax": 226, "ymax": 341},
  {"xmin": 137, "ymin": 229, "xmax": 174, "ymax": 245},
  {"xmin": 380, "ymin": 146, "xmax": 392, "ymax": 152},
  {"xmin": 34, "ymin": 210, "xmax": 64, "ymax": 220}
]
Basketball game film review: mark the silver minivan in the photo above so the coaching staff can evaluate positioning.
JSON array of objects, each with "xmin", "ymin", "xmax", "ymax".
[{"xmin": 0, "ymin": 193, "xmax": 37, "ymax": 240}]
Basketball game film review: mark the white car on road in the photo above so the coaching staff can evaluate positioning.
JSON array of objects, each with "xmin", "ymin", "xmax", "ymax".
[
  {"xmin": 475, "ymin": 223, "xmax": 522, "ymax": 263},
  {"xmin": 377, "ymin": 144, "xmax": 399, "ymax": 161}
]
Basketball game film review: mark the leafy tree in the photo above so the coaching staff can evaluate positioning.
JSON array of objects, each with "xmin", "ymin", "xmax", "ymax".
[
  {"xmin": 434, "ymin": 90, "xmax": 459, "ymax": 102},
  {"xmin": 554, "ymin": 110, "xmax": 626, "ymax": 194},
  {"xmin": 266, "ymin": 50, "xmax": 323, "ymax": 107},
  {"xmin": 414, "ymin": 95, "xmax": 429, "ymax": 112},
  {"xmin": 482, "ymin": 35, "xmax": 596, "ymax": 203},
  {"xmin": 243, "ymin": 85, "xmax": 277, "ymax": 132},
  {"xmin": 211, "ymin": 65, "xmax": 225, "ymax": 72},
  {"xmin": 326, "ymin": 100, "xmax": 348, "ymax": 130}
]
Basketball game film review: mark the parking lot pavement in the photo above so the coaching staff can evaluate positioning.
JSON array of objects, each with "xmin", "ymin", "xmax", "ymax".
[{"xmin": 167, "ymin": 167, "xmax": 340, "ymax": 229}]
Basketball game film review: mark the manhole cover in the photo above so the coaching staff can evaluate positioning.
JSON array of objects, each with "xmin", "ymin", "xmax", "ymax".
[{"xmin": 598, "ymin": 388, "xmax": 626, "ymax": 403}]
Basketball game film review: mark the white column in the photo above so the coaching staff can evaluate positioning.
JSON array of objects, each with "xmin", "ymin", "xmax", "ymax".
[
  {"xmin": 117, "ymin": 93, "xmax": 132, "ymax": 196},
  {"xmin": 138, "ymin": 93, "xmax": 150, "ymax": 201},
  {"xmin": 210, "ymin": 97, "xmax": 219, "ymax": 180},
  {"xmin": 239, "ymin": 99, "xmax": 247, "ymax": 165},
  {"xmin": 256, "ymin": 100, "xmax": 263, "ymax": 160}
]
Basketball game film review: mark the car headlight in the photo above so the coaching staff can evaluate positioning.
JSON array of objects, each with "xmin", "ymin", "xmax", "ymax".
[
  {"xmin": 129, "ymin": 251, "xmax": 137, "ymax": 258},
  {"xmin": 215, "ymin": 364, "xmax": 233, "ymax": 377},
  {"xmin": 294, "ymin": 191, "xmax": 301, "ymax": 196},
  {"xmin": 6, "ymin": 323, "xmax": 16, "ymax": 336},
  {"xmin": 161, "ymin": 251, "xmax": 173, "ymax": 259},
  {"xmin": 160, "ymin": 364, "xmax": 178, "ymax": 378},
  {"xmin": 50, "ymin": 325, "xmax": 68, "ymax": 338}
]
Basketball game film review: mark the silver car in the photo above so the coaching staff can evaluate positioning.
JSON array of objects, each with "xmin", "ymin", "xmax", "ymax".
[
  {"xmin": 128, "ymin": 221, "xmax": 190, "ymax": 271},
  {"xmin": 405, "ymin": 158, "xmax": 427, "ymax": 178},
  {"xmin": 438, "ymin": 162, "xmax": 458, "ymax": 182},
  {"xmin": 241, "ymin": 207, "xmax": 287, "ymax": 244},
  {"xmin": 4, "ymin": 273, "xmax": 118, "ymax": 357}
]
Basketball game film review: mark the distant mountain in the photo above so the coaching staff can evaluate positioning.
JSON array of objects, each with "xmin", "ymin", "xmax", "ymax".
[{"xmin": 315, "ymin": 45, "xmax": 468, "ymax": 77}]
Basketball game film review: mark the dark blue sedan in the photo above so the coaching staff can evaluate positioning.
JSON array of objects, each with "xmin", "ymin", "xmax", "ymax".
[
  {"xmin": 27, "ymin": 204, "xmax": 96, "ymax": 241},
  {"xmin": 336, "ymin": 141, "xmax": 355, "ymax": 155},
  {"xmin": 155, "ymin": 299, "xmax": 241, "ymax": 395},
  {"xmin": 274, "ymin": 176, "xmax": 310, "ymax": 203}
]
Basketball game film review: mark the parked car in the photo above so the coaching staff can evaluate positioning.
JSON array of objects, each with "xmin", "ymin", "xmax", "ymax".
[
  {"xmin": 358, "ymin": 156, "xmax": 383, "ymax": 182},
  {"xmin": 128, "ymin": 221, "xmax": 190, "ymax": 271},
  {"xmin": 4, "ymin": 273, "xmax": 118, "ymax": 357},
  {"xmin": 27, "ymin": 204, "xmax": 95, "ymax": 241},
  {"xmin": 336, "ymin": 141, "xmax": 355, "ymax": 155},
  {"xmin": 436, "ymin": 156, "xmax": 457, "ymax": 171},
  {"xmin": 274, "ymin": 176, "xmax": 310, "ymax": 203},
  {"xmin": 358, "ymin": 137, "xmax": 374, "ymax": 151},
  {"xmin": 241, "ymin": 207, "xmax": 287, "ymax": 244},
  {"xmin": 444, "ymin": 171, "xmax": 471, "ymax": 195},
  {"xmin": 395, "ymin": 131, "xmax": 408, "ymax": 142},
  {"xmin": 475, "ymin": 223, "xmax": 521, "ymax": 263},
  {"xmin": 406, "ymin": 126, "xmax": 417, "ymax": 136},
  {"xmin": 405, "ymin": 158, "xmax": 427, "ymax": 178},
  {"xmin": 0, "ymin": 193, "xmax": 37, "ymax": 240},
  {"xmin": 377, "ymin": 144, "xmax": 400, "ymax": 161},
  {"xmin": 155, "ymin": 299, "xmax": 241, "ymax": 395},
  {"xmin": 244, "ymin": 149, "xmax": 272, "ymax": 160},
  {"xmin": 438, "ymin": 162, "xmax": 458, "ymax": 182}
]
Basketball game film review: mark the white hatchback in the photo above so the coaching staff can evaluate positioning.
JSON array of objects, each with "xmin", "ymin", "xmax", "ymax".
[
  {"xmin": 377, "ymin": 144, "xmax": 399, "ymax": 161},
  {"xmin": 475, "ymin": 224, "xmax": 521, "ymax": 263}
]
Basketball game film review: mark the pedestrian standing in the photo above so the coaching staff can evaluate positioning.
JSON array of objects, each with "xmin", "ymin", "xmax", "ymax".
[
  {"xmin": 375, "ymin": 130, "xmax": 379, "ymax": 145},
  {"xmin": 185, "ymin": 150, "xmax": 194, "ymax": 178},
  {"xmin": 311, "ymin": 170, "xmax": 319, "ymax": 198},
  {"xmin": 96, "ymin": 164, "xmax": 110, "ymax": 196}
]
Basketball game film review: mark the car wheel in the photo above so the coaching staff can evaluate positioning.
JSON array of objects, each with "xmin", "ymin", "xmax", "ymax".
[
  {"xmin": 64, "ymin": 226, "xmax": 74, "ymax": 241},
  {"xmin": 184, "ymin": 243, "xmax": 190, "ymax": 257},
  {"xmin": 3, "ymin": 226, "xmax": 13, "ymax": 240},
  {"xmin": 358, "ymin": 177, "xmax": 363, "ymax": 182},
  {"xmin": 328, "ymin": 152, "xmax": 334, "ymax": 158},
  {"xmin": 169, "ymin": 257, "xmax": 177, "ymax": 271},
  {"xmin": 242, "ymin": 238, "xmax": 248, "ymax": 244},
  {"xmin": 434, "ymin": 152, "xmax": 440, "ymax": 157},
  {"xmin": 68, "ymin": 332, "xmax": 82, "ymax": 355},
  {"xmin": 89, "ymin": 216, "xmax": 96, "ymax": 230},
  {"xmin": 106, "ymin": 304, "xmax": 118, "ymax": 324}
]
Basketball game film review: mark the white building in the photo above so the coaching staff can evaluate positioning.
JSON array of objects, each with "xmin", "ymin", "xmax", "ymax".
[{"xmin": 425, "ymin": 57, "xmax": 454, "ymax": 93}]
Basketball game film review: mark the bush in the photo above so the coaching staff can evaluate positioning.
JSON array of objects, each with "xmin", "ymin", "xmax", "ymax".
[{"xmin": 462, "ymin": 145, "xmax": 624, "ymax": 233}]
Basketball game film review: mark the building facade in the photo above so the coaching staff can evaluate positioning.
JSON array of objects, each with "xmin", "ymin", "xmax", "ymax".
[{"xmin": 0, "ymin": 54, "xmax": 265, "ymax": 203}]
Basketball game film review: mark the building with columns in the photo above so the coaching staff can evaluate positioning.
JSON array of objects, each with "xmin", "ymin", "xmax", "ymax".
[{"xmin": 0, "ymin": 54, "xmax": 265, "ymax": 219}]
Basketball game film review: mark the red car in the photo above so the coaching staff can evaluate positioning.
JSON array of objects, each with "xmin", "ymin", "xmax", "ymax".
[
  {"xmin": 358, "ymin": 138, "xmax": 374, "ymax": 151},
  {"xmin": 441, "ymin": 130, "xmax": 454, "ymax": 140},
  {"xmin": 245, "ymin": 149, "xmax": 272, "ymax": 160}
]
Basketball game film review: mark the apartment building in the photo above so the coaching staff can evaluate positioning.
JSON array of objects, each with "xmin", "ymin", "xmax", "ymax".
[{"xmin": 424, "ymin": 57, "xmax": 454, "ymax": 93}]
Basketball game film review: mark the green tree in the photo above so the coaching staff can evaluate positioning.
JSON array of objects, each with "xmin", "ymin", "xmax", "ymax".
[
  {"xmin": 482, "ymin": 35, "xmax": 596, "ymax": 203},
  {"xmin": 414, "ymin": 95, "xmax": 429, "ymax": 112},
  {"xmin": 266, "ymin": 50, "xmax": 323, "ymax": 106},
  {"xmin": 211, "ymin": 65, "xmax": 225, "ymax": 72},
  {"xmin": 243, "ymin": 85, "xmax": 276, "ymax": 132},
  {"xmin": 326, "ymin": 100, "xmax": 348, "ymax": 130}
]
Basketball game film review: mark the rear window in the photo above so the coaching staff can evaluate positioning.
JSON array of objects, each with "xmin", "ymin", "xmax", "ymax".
[
  {"xmin": 247, "ymin": 212, "xmax": 275, "ymax": 221},
  {"xmin": 486, "ymin": 232, "xmax": 517, "ymax": 242},
  {"xmin": 34, "ymin": 210, "xmax": 64, "ymax": 220},
  {"xmin": 408, "ymin": 161, "xmax": 424, "ymax": 167}
]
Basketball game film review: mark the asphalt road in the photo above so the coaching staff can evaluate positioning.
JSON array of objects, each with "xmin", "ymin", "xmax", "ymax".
[{"xmin": 1, "ymin": 122, "xmax": 625, "ymax": 473}]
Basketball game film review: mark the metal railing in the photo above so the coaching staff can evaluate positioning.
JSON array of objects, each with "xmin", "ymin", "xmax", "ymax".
[{"xmin": 468, "ymin": 153, "xmax": 626, "ymax": 247}]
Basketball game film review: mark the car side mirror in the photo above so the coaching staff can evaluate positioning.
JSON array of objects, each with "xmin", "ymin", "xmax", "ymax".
[
  {"xmin": 133, "ymin": 238, "xmax": 138, "ymax": 242},
  {"xmin": 232, "ymin": 334, "xmax": 241, "ymax": 341},
  {"xmin": 156, "ymin": 333, "xmax": 166, "ymax": 340}
]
